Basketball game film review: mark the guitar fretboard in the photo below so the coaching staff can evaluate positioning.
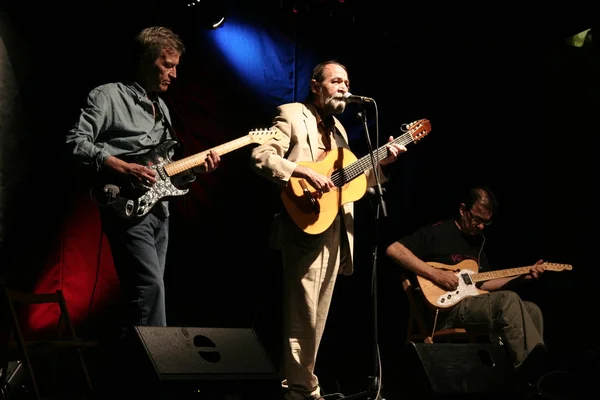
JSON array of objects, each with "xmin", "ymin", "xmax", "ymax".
[
  {"xmin": 471, "ymin": 263, "xmax": 572, "ymax": 282},
  {"xmin": 330, "ymin": 123, "xmax": 424, "ymax": 187},
  {"xmin": 164, "ymin": 136, "xmax": 252, "ymax": 176}
]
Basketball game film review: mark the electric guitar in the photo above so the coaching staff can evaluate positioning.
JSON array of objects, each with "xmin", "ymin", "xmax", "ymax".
[
  {"xmin": 280, "ymin": 119, "xmax": 431, "ymax": 235},
  {"xmin": 91, "ymin": 128, "xmax": 282, "ymax": 221},
  {"xmin": 416, "ymin": 259, "xmax": 573, "ymax": 310}
]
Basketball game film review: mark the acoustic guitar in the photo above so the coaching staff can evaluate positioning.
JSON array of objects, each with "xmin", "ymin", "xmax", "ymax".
[{"xmin": 280, "ymin": 119, "xmax": 431, "ymax": 235}]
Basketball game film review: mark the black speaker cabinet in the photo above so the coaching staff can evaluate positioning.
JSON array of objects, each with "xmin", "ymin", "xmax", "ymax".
[
  {"xmin": 125, "ymin": 327, "xmax": 281, "ymax": 399},
  {"xmin": 399, "ymin": 342, "xmax": 523, "ymax": 397},
  {"xmin": 133, "ymin": 326, "xmax": 277, "ymax": 382}
]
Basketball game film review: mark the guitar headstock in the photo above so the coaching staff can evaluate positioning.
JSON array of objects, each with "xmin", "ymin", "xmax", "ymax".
[
  {"xmin": 403, "ymin": 119, "xmax": 431, "ymax": 143},
  {"xmin": 248, "ymin": 128, "xmax": 283, "ymax": 144},
  {"xmin": 542, "ymin": 262, "xmax": 573, "ymax": 271}
]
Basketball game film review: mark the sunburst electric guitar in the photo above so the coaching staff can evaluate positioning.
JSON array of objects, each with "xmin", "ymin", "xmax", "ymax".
[
  {"xmin": 416, "ymin": 259, "xmax": 573, "ymax": 310},
  {"xmin": 280, "ymin": 119, "xmax": 431, "ymax": 235},
  {"xmin": 92, "ymin": 128, "xmax": 282, "ymax": 221}
]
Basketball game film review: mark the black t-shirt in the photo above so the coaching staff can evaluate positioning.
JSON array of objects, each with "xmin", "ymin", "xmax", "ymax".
[
  {"xmin": 397, "ymin": 218, "xmax": 491, "ymax": 328},
  {"xmin": 399, "ymin": 218, "xmax": 490, "ymax": 273}
]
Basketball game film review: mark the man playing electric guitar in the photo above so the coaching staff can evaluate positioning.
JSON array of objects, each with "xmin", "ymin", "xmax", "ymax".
[
  {"xmin": 65, "ymin": 27, "xmax": 220, "ymax": 333},
  {"xmin": 386, "ymin": 186, "xmax": 551, "ymax": 384}
]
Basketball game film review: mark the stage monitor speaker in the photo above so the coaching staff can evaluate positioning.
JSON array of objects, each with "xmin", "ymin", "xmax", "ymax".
[
  {"xmin": 399, "ymin": 342, "xmax": 523, "ymax": 397},
  {"xmin": 133, "ymin": 326, "xmax": 277, "ymax": 382}
]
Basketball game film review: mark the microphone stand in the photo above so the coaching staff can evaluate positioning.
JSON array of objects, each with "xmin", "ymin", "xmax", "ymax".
[{"xmin": 343, "ymin": 103, "xmax": 386, "ymax": 400}]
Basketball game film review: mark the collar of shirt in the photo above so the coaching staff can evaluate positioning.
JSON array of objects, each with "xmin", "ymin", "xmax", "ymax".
[
  {"xmin": 321, "ymin": 115, "xmax": 335, "ymax": 132},
  {"xmin": 128, "ymin": 81, "xmax": 160, "ymax": 103},
  {"xmin": 127, "ymin": 82, "xmax": 164, "ymax": 120},
  {"xmin": 129, "ymin": 81, "xmax": 147, "ymax": 101},
  {"xmin": 308, "ymin": 103, "xmax": 335, "ymax": 133}
]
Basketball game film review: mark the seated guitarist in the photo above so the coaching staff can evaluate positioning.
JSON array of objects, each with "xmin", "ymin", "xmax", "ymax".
[
  {"xmin": 385, "ymin": 186, "xmax": 549, "ymax": 383},
  {"xmin": 250, "ymin": 60, "xmax": 407, "ymax": 400}
]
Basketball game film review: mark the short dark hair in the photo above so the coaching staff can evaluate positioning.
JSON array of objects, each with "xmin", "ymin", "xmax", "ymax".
[
  {"xmin": 134, "ymin": 26, "xmax": 185, "ymax": 65},
  {"xmin": 462, "ymin": 186, "xmax": 498, "ymax": 214}
]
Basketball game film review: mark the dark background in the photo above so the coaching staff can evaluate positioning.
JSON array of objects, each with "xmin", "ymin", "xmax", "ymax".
[{"xmin": 0, "ymin": 0, "xmax": 596, "ymax": 396}]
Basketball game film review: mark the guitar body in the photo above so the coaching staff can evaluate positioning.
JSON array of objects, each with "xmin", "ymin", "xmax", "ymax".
[
  {"xmin": 279, "ymin": 118, "xmax": 432, "ymax": 234},
  {"xmin": 281, "ymin": 147, "xmax": 368, "ymax": 235},
  {"xmin": 416, "ymin": 260, "xmax": 488, "ymax": 311},
  {"xmin": 91, "ymin": 140, "xmax": 189, "ymax": 222}
]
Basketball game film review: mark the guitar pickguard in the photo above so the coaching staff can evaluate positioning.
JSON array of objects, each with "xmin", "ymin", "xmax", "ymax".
[
  {"xmin": 110, "ymin": 162, "xmax": 189, "ymax": 220},
  {"xmin": 92, "ymin": 140, "xmax": 190, "ymax": 221},
  {"xmin": 128, "ymin": 165, "xmax": 187, "ymax": 219},
  {"xmin": 435, "ymin": 269, "xmax": 481, "ymax": 308}
]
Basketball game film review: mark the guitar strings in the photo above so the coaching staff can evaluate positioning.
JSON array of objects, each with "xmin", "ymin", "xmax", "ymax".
[{"xmin": 331, "ymin": 130, "xmax": 417, "ymax": 187}]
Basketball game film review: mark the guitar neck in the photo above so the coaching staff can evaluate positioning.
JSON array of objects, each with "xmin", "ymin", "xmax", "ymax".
[
  {"xmin": 471, "ymin": 267, "xmax": 533, "ymax": 283},
  {"xmin": 337, "ymin": 131, "xmax": 415, "ymax": 184},
  {"xmin": 164, "ymin": 136, "xmax": 252, "ymax": 176},
  {"xmin": 471, "ymin": 263, "xmax": 570, "ymax": 283}
]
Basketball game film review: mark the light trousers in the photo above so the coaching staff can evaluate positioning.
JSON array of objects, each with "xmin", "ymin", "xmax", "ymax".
[{"xmin": 280, "ymin": 215, "xmax": 347, "ymax": 399}]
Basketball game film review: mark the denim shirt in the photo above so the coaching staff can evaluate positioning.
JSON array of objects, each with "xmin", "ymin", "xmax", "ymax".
[
  {"xmin": 66, "ymin": 82, "xmax": 174, "ymax": 170},
  {"xmin": 66, "ymin": 81, "xmax": 175, "ymax": 218}
]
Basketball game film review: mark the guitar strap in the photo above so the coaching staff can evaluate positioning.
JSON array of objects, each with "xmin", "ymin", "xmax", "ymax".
[
  {"xmin": 155, "ymin": 99, "xmax": 197, "ymax": 183},
  {"xmin": 155, "ymin": 100, "xmax": 180, "ymax": 146},
  {"xmin": 324, "ymin": 115, "xmax": 348, "ymax": 150},
  {"xmin": 332, "ymin": 126, "xmax": 349, "ymax": 149}
]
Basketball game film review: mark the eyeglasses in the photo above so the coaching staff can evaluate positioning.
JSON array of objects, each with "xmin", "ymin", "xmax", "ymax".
[{"xmin": 468, "ymin": 210, "xmax": 492, "ymax": 226}]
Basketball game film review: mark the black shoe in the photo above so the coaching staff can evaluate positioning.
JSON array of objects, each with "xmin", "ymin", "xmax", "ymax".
[{"xmin": 516, "ymin": 343, "xmax": 552, "ymax": 386}]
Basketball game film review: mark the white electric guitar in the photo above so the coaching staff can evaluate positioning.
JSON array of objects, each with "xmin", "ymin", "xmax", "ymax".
[{"xmin": 416, "ymin": 259, "xmax": 573, "ymax": 310}]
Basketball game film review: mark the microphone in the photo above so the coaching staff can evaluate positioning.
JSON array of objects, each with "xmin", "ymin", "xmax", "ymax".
[{"xmin": 343, "ymin": 92, "xmax": 374, "ymax": 104}]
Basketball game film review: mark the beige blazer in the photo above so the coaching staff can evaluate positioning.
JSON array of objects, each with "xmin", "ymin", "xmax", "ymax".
[{"xmin": 250, "ymin": 102, "xmax": 386, "ymax": 275}]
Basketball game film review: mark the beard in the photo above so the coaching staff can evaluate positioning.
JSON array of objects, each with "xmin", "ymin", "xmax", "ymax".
[{"xmin": 323, "ymin": 94, "xmax": 346, "ymax": 114}]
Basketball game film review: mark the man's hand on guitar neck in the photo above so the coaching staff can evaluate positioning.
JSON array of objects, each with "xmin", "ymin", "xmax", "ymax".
[
  {"xmin": 523, "ymin": 259, "xmax": 546, "ymax": 281},
  {"xmin": 481, "ymin": 260, "xmax": 546, "ymax": 291},
  {"xmin": 292, "ymin": 165, "xmax": 334, "ymax": 198},
  {"xmin": 510, "ymin": 259, "xmax": 545, "ymax": 285},
  {"xmin": 104, "ymin": 155, "xmax": 157, "ymax": 185},
  {"xmin": 379, "ymin": 136, "xmax": 408, "ymax": 166},
  {"xmin": 192, "ymin": 149, "xmax": 221, "ymax": 174}
]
